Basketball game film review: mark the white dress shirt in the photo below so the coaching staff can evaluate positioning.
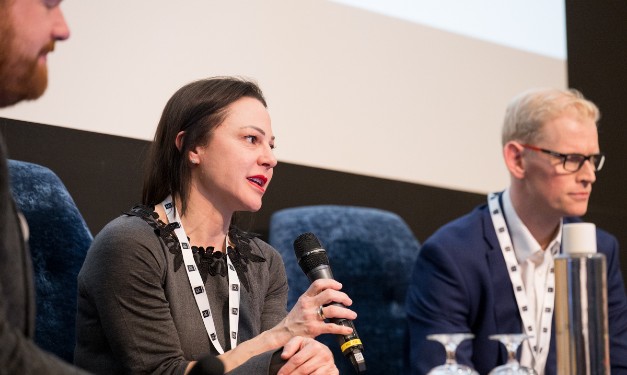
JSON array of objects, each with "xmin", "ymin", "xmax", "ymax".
[{"xmin": 502, "ymin": 189, "xmax": 562, "ymax": 375}]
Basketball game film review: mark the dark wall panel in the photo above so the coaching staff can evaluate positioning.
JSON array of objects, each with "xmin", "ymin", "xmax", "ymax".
[
  {"xmin": 0, "ymin": 118, "xmax": 148, "ymax": 234},
  {"xmin": 0, "ymin": 117, "xmax": 485, "ymax": 245},
  {"xmin": 2, "ymin": 115, "xmax": 625, "ymax": 267},
  {"xmin": 258, "ymin": 163, "xmax": 485, "ymax": 242},
  {"xmin": 566, "ymin": 1, "xmax": 627, "ymax": 286}
]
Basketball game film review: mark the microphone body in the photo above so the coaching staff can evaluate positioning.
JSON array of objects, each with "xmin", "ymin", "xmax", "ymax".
[{"xmin": 293, "ymin": 233, "xmax": 366, "ymax": 373}]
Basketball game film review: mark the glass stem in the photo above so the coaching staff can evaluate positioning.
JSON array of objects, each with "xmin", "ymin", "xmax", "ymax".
[
  {"xmin": 445, "ymin": 345, "xmax": 457, "ymax": 365},
  {"xmin": 506, "ymin": 341, "xmax": 521, "ymax": 365}
]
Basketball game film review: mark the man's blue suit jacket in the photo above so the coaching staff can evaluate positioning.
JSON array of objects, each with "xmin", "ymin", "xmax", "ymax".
[{"xmin": 405, "ymin": 201, "xmax": 627, "ymax": 375}]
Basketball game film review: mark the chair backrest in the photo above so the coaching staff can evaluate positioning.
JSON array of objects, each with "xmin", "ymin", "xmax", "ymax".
[
  {"xmin": 8, "ymin": 160, "xmax": 93, "ymax": 362},
  {"xmin": 269, "ymin": 205, "xmax": 420, "ymax": 375}
]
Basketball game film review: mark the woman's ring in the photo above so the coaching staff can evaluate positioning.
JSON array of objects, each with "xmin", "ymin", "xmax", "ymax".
[{"xmin": 317, "ymin": 305, "xmax": 326, "ymax": 321}]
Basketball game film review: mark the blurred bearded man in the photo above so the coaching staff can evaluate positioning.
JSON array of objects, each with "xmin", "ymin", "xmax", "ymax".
[
  {"xmin": 0, "ymin": 0, "xmax": 91, "ymax": 373},
  {"xmin": 0, "ymin": 0, "xmax": 66, "ymax": 106}
]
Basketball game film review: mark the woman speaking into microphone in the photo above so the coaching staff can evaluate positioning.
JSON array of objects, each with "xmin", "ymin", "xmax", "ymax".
[{"xmin": 74, "ymin": 77, "xmax": 357, "ymax": 375}]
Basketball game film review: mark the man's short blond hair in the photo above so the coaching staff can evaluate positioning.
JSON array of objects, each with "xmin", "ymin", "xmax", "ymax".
[{"xmin": 501, "ymin": 88, "xmax": 600, "ymax": 146}]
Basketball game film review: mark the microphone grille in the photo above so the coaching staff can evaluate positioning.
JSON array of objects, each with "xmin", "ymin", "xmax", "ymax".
[
  {"xmin": 293, "ymin": 232, "xmax": 330, "ymax": 274},
  {"xmin": 293, "ymin": 232, "xmax": 322, "ymax": 259}
]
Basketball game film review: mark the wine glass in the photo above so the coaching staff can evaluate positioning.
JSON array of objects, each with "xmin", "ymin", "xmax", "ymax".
[
  {"xmin": 488, "ymin": 334, "xmax": 537, "ymax": 374},
  {"xmin": 427, "ymin": 333, "xmax": 478, "ymax": 375}
]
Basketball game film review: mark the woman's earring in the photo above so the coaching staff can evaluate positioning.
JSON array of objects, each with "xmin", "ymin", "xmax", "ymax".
[{"xmin": 190, "ymin": 158, "xmax": 199, "ymax": 165}]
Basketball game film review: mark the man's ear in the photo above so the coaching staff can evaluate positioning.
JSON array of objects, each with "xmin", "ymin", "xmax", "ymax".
[{"xmin": 503, "ymin": 141, "xmax": 525, "ymax": 179}]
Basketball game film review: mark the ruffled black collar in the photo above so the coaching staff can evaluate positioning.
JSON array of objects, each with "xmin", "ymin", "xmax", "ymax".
[{"xmin": 125, "ymin": 205, "xmax": 266, "ymax": 291}]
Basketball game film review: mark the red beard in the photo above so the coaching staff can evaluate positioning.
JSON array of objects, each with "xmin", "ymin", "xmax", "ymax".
[{"xmin": 0, "ymin": 18, "xmax": 53, "ymax": 107}]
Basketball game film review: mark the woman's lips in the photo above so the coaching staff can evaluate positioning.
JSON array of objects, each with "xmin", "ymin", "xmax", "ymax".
[{"xmin": 247, "ymin": 175, "xmax": 268, "ymax": 191}]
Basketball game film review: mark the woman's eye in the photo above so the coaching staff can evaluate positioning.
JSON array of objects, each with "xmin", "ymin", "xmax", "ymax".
[{"xmin": 245, "ymin": 135, "xmax": 257, "ymax": 144}]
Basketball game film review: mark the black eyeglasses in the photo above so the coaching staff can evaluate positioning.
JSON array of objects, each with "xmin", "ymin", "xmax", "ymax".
[{"xmin": 521, "ymin": 144, "xmax": 605, "ymax": 172}]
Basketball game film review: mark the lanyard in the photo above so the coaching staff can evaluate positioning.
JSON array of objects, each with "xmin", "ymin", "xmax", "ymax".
[
  {"xmin": 161, "ymin": 195, "xmax": 240, "ymax": 354},
  {"xmin": 487, "ymin": 193, "xmax": 554, "ymax": 373}
]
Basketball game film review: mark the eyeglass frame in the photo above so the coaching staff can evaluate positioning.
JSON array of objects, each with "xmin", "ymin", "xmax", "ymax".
[{"xmin": 520, "ymin": 144, "xmax": 605, "ymax": 172}]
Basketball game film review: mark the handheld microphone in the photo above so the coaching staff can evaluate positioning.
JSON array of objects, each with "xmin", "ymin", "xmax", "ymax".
[
  {"xmin": 188, "ymin": 354, "xmax": 224, "ymax": 375},
  {"xmin": 293, "ymin": 232, "xmax": 366, "ymax": 373}
]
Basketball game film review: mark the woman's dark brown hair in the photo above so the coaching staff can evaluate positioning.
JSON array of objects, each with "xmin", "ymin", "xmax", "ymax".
[{"xmin": 142, "ymin": 77, "xmax": 267, "ymax": 214}]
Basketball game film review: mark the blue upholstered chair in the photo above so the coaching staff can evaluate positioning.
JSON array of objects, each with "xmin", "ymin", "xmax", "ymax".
[
  {"xmin": 8, "ymin": 160, "xmax": 93, "ymax": 362},
  {"xmin": 268, "ymin": 205, "xmax": 420, "ymax": 374}
]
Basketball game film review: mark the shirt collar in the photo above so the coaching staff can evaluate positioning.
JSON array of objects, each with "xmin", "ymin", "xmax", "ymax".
[{"xmin": 501, "ymin": 189, "xmax": 563, "ymax": 264}]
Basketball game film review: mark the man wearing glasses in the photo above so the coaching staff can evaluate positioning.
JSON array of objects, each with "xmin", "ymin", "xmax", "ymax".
[{"xmin": 404, "ymin": 88, "xmax": 627, "ymax": 375}]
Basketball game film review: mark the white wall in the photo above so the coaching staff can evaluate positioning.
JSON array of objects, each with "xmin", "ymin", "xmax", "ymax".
[{"xmin": 0, "ymin": 0, "xmax": 566, "ymax": 194}]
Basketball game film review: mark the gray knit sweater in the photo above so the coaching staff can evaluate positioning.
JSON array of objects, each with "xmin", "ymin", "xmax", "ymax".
[{"xmin": 74, "ymin": 206, "xmax": 289, "ymax": 375}]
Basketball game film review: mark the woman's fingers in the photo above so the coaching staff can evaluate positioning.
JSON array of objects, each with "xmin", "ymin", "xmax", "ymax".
[
  {"xmin": 303, "ymin": 279, "xmax": 342, "ymax": 296},
  {"xmin": 278, "ymin": 337, "xmax": 338, "ymax": 375},
  {"xmin": 317, "ymin": 303, "xmax": 357, "ymax": 322}
]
